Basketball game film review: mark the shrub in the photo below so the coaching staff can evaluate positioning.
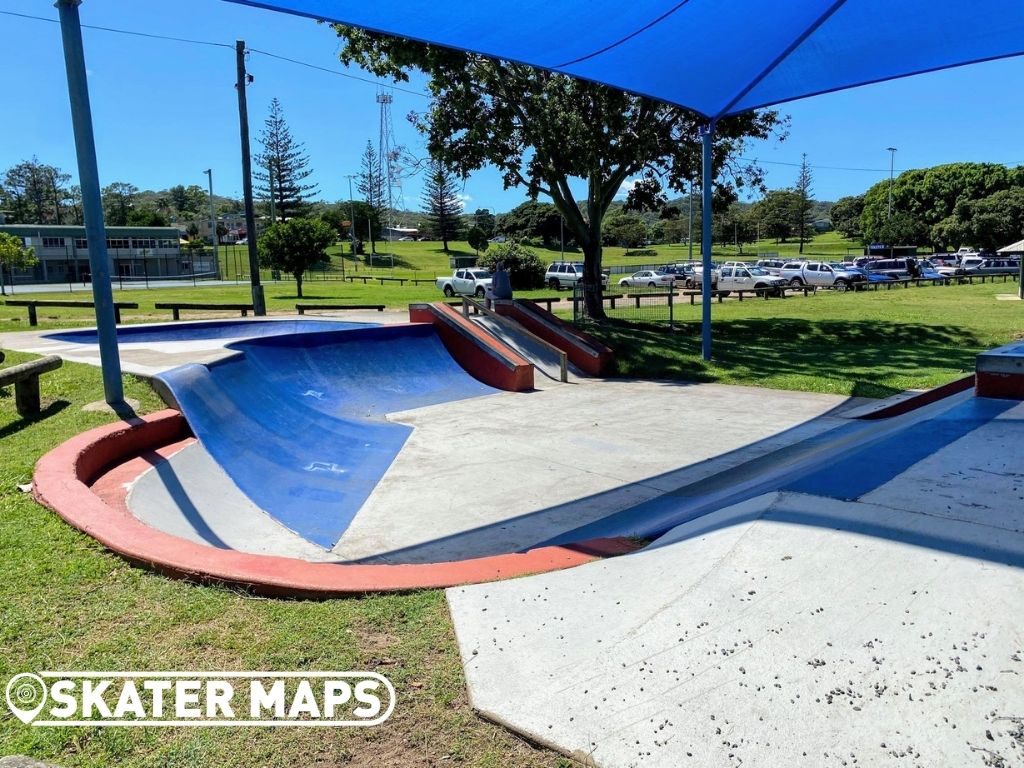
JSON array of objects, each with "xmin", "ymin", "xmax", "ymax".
[{"xmin": 478, "ymin": 242, "xmax": 545, "ymax": 290}]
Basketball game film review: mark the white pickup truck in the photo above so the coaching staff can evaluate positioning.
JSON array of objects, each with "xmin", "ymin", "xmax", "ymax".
[
  {"xmin": 779, "ymin": 261, "xmax": 866, "ymax": 291},
  {"xmin": 436, "ymin": 268, "xmax": 492, "ymax": 297}
]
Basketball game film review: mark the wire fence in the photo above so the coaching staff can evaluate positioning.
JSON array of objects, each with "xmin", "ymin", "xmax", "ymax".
[{"xmin": 573, "ymin": 283, "xmax": 678, "ymax": 328}]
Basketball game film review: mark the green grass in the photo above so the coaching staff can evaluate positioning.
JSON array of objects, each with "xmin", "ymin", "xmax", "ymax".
[
  {"xmin": 0, "ymin": 354, "xmax": 561, "ymax": 767},
  {"xmin": 581, "ymin": 280, "xmax": 1023, "ymax": 398}
]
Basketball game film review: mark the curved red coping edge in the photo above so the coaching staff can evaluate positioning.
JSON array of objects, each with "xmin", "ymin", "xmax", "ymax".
[
  {"xmin": 33, "ymin": 410, "xmax": 640, "ymax": 597},
  {"xmin": 855, "ymin": 374, "xmax": 976, "ymax": 420}
]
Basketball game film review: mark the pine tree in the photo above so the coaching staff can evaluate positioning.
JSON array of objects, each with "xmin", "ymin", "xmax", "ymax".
[
  {"xmin": 254, "ymin": 98, "xmax": 318, "ymax": 222},
  {"xmin": 356, "ymin": 141, "xmax": 386, "ymax": 254},
  {"xmin": 795, "ymin": 153, "xmax": 814, "ymax": 254},
  {"xmin": 421, "ymin": 160, "xmax": 463, "ymax": 254}
]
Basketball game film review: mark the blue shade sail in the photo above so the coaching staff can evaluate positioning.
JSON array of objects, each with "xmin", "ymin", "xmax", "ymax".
[{"xmin": 225, "ymin": 0, "xmax": 1024, "ymax": 117}]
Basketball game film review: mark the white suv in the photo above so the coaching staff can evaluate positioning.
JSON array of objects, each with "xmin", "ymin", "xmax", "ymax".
[{"xmin": 545, "ymin": 262, "xmax": 608, "ymax": 290}]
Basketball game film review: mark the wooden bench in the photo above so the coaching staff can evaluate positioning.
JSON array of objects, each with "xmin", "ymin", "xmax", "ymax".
[
  {"xmin": 624, "ymin": 291, "xmax": 678, "ymax": 308},
  {"xmin": 344, "ymin": 275, "xmax": 373, "ymax": 284},
  {"xmin": 0, "ymin": 355, "xmax": 63, "ymax": 415},
  {"xmin": 523, "ymin": 296, "xmax": 562, "ymax": 312},
  {"xmin": 5, "ymin": 299, "xmax": 138, "ymax": 326},
  {"xmin": 296, "ymin": 303, "xmax": 385, "ymax": 314},
  {"xmin": 681, "ymin": 289, "xmax": 728, "ymax": 304},
  {"xmin": 376, "ymin": 276, "xmax": 407, "ymax": 286},
  {"xmin": 155, "ymin": 302, "xmax": 254, "ymax": 320}
]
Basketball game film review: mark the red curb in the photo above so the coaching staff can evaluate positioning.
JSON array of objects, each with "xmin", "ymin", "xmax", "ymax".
[
  {"xmin": 33, "ymin": 411, "xmax": 640, "ymax": 596},
  {"xmin": 409, "ymin": 302, "xmax": 534, "ymax": 391},
  {"xmin": 855, "ymin": 374, "xmax": 976, "ymax": 420},
  {"xmin": 976, "ymin": 370, "xmax": 1024, "ymax": 400},
  {"xmin": 497, "ymin": 300, "xmax": 614, "ymax": 375}
]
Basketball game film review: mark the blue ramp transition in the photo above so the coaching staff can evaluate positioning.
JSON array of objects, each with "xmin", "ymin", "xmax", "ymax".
[{"xmin": 156, "ymin": 324, "xmax": 498, "ymax": 549}]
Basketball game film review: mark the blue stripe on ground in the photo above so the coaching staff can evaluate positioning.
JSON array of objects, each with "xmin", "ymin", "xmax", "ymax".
[
  {"xmin": 46, "ymin": 318, "xmax": 367, "ymax": 344},
  {"xmin": 156, "ymin": 324, "xmax": 497, "ymax": 549},
  {"xmin": 783, "ymin": 397, "xmax": 1015, "ymax": 499}
]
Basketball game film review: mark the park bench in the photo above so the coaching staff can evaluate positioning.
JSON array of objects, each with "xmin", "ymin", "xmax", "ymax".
[
  {"xmin": 523, "ymin": 296, "xmax": 562, "ymax": 312},
  {"xmin": 376, "ymin": 276, "xmax": 407, "ymax": 286},
  {"xmin": 344, "ymin": 275, "xmax": 373, "ymax": 284},
  {"xmin": 681, "ymin": 289, "xmax": 728, "ymax": 305},
  {"xmin": 0, "ymin": 354, "xmax": 63, "ymax": 415},
  {"xmin": 295, "ymin": 303, "xmax": 385, "ymax": 314},
  {"xmin": 155, "ymin": 302, "xmax": 254, "ymax": 320},
  {"xmin": 5, "ymin": 299, "xmax": 138, "ymax": 327},
  {"xmin": 624, "ymin": 291, "xmax": 678, "ymax": 308}
]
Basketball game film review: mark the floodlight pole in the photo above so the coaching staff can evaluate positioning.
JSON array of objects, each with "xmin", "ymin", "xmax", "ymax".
[
  {"xmin": 56, "ymin": 0, "xmax": 124, "ymax": 406},
  {"xmin": 204, "ymin": 168, "xmax": 219, "ymax": 279},
  {"xmin": 235, "ymin": 40, "xmax": 266, "ymax": 315},
  {"xmin": 700, "ymin": 123, "xmax": 716, "ymax": 361}
]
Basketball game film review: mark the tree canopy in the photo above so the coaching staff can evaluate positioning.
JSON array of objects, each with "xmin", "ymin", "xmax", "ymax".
[
  {"xmin": 0, "ymin": 158, "xmax": 73, "ymax": 225},
  {"xmin": 332, "ymin": 26, "xmax": 783, "ymax": 317},
  {"xmin": 420, "ymin": 159, "xmax": 463, "ymax": 253},
  {"xmin": 254, "ymin": 98, "xmax": 319, "ymax": 222},
  {"xmin": 257, "ymin": 217, "xmax": 335, "ymax": 298},
  {"xmin": 0, "ymin": 232, "xmax": 37, "ymax": 296}
]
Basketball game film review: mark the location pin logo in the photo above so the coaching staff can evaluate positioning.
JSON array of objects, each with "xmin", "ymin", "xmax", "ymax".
[{"xmin": 6, "ymin": 673, "xmax": 48, "ymax": 724}]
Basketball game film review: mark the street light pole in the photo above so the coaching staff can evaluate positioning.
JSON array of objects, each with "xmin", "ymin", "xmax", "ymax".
[
  {"xmin": 204, "ymin": 168, "xmax": 219, "ymax": 280},
  {"xmin": 886, "ymin": 147, "xmax": 897, "ymax": 218}
]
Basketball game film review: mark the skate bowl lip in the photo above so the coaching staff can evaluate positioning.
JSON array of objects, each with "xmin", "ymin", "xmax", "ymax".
[{"xmin": 33, "ymin": 409, "xmax": 641, "ymax": 597}]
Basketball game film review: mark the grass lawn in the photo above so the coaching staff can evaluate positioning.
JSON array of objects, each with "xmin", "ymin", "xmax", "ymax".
[
  {"xmin": 582, "ymin": 280, "xmax": 1023, "ymax": 398},
  {"xmin": 0, "ymin": 353, "xmax": 562, "ymax": 767}
]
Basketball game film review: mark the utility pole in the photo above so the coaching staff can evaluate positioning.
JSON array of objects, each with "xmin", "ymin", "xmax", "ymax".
[
  {"xmin": 345, "ymin": 174, "xmax": 358, "ymax": 278},
  {"xmin": 204, "ymin": 169, "xmax": 219, "ymax": 280},
  {"xmin": 235, "ymin": 40, "xmax": 265, "ymax": 315}
]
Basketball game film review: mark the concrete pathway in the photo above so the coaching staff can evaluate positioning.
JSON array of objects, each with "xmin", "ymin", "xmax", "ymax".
[{"xmin": 446, "ymin": 400, "xmax": 1024, "ymax": 767}]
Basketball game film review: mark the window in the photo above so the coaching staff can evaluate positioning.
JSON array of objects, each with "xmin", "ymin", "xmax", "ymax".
[
  {"xmin": 132, "ymin": 238, "xmax": 156, "ymax": 249},
  {"xmin": 74, "ymin": 238, "xmax": 88, "ymax": 249},
  {"xmin": 42, "ymin": 237, "xmax": 65, "ymax": 248},
  {"xmin": 807, "ymin": 264, "xmax": 819, "ymax": 272},
  {"xmin": 106, "ymin": 238, "xmax": 129, "ymax": 249},
  {"xmin": 158, "ymin": 239, "xmax": 176, "ymax": 249}
]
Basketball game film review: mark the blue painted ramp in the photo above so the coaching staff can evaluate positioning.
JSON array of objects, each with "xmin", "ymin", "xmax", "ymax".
[
  {"xmin": 156, "ymin": 324, "xmax": 498, "ymax": 549},
  {"xmin": 46, "ymin": 318, "xmax": 365, "ymax": 344}
]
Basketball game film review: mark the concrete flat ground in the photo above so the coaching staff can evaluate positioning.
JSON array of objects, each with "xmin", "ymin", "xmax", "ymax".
[
  {"xmin": 128, "ymin": 378, "xmax": 864, "ymax": 563},
  {"xmin": 446, "ymin": 399, "xmax": 1024, "ymax": 767},
  {"xmin": 0, "ymin": 311, "xmax": 410, "ymax": 376}
]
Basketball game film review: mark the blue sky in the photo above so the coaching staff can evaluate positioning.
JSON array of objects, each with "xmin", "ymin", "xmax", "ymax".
[{"xmin": 3, "ymin": 0, "xmax": 1024, "ymax": 214}]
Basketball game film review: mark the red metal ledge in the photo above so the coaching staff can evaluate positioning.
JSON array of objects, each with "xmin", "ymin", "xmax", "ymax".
[
  {"xmin": 33, "ymin": 410, "xmax": 638, "ymax": 596},
  {"xmin": 856, "ymin": 374, "xmax": 976, "ymax": 420}
]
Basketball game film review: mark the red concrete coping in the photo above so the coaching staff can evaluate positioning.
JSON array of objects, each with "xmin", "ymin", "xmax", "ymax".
[
  {"xmin": 496, "ymin": 299, "xmax": 614, "ymax": 376},
  {"xmin": 856, "ymin": 375, "xmax": 976, "ymax": 420},
  {"xmin": 976, "ymin": 371, "xmax": 1024, "ymax": 399},
  {"xmin": 33, "ymin": 410, "xmax": 639, "ymax": 596},
  {"xmin": 409, "ymin": 302, "xmax": 534, "ymax": 391}
]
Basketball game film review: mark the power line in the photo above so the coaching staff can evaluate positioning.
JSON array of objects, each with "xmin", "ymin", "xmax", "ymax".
[{"xmin": 0, "ymin": 9, "xmax": 429, "ymax": 98}]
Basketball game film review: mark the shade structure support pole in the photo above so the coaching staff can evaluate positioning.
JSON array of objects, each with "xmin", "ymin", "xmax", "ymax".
[
  {"xmin": 56, "ymin": 0, "xmax": 124, "ymax": 405},
  {"xmin": 700, "ymin": 122, "xmax": 716, "ymax": 361}
]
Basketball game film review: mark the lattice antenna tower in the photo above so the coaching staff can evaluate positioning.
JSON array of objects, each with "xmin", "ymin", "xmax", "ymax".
[{"xmin": 376, "ymin": 91, "xmax": 404, "ymax": 241}]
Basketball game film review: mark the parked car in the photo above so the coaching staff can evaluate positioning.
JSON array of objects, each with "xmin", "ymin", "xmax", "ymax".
[
  {"xmin": 618, "ymin": 269, "xmax": 676, "ymax": 288},
  {"xmin": 717, "ymin": 265, "xmax": 787, "ymax": 296},
  {"xmin": 837, "ymin": 265, "xmax": 891, "ymax": 284},
  {"xmin": 435, "ymin": 268, "xmax": 492, "ymax": 297},
  {"xmin": 955, "ymin": 257, "xmax": 1020, "ymax": 276},
  {"xmin": 689, "ymin": 263, "xmax": 719, "ymax": 288},
  {"xmin": 916, "ymin": 259, "xmax": 946, "ymax": 280},
  {"xmin": 862, "ymin": 258, "xmax": 911, "ymax": 280},
  {"xmin": 545, "ymin": 261, "xmax": 609, "ymax": 290},
  {"xmin": 659, "ymin": 263, "xmax": 696, "ymax": 280},
  {"xmin": 398, "ymin": 236, "xmax": 416, "ymax": 241},
  {"xmin": 755, "ymin": 258, "xmax": 786, "ymax": 275},
  {"xmin": 780, "ymin": 261, "xmax": 866, "ymax": 291}
]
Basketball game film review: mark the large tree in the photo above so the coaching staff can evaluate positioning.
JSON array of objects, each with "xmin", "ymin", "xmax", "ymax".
[
  {"xmin": 752, "ymin": 190, "xmax": 801, "ymax": 243},
  {"xmin": 794, "ymin": 153, "xmax": 814, "ymax": 253},
  {"xmin": 1, "ymin": 158, "xmax": 73, "ymax": 224},
  {"xmin": 420, "ymin": 159, "xmax": 464, "ymax": 253},
  {"xmin": 356, "ymin": 140, "xmax": 386, "ymax": 254},
  {"xmin": 257, "ymin": 217, "xmax": 335, "ymax": 298},
  {"xmin": 830, "ymin": 194, "xmax": 864, "ymax": 240},
  {"xmin": 101, "ymin": 182, "xmax": 139, "ymax": 226},
  {"xmin": 332, "ymin": 28, "xmax": 783, "ymax": 318},
  {"xmin": 254, "ymin": 97, "xmax": 319, "ymax": 222}
]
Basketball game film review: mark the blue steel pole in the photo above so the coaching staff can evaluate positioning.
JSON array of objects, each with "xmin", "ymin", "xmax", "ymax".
[
  {"xmin": 55, "ymin": 0, "xmax": 123, "ymax": 404},
  {"xmin": 700, "ymin": 123, "xmax": 715, "ymax": 361}
]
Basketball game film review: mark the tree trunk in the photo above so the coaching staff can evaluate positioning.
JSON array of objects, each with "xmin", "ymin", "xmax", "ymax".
[
  {"xmin": 0, "ymin": 263, "xmax": 6, "ymax": 296},
  {"xmin": 295, "ymin": 271, "xmax": 303, "ymax": 298},
  {"xmin": 442, "ymin": 233, "xmax": 449, "ymax": 254},
  {"xmin": 581, "ymin": 238, "xmax": 606, "ymax": 321}
]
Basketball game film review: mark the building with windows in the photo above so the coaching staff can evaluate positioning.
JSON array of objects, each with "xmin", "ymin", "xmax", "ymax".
[{"xmin": 0, "ymin": 224, "xmax": 218, "ymax": 285}]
